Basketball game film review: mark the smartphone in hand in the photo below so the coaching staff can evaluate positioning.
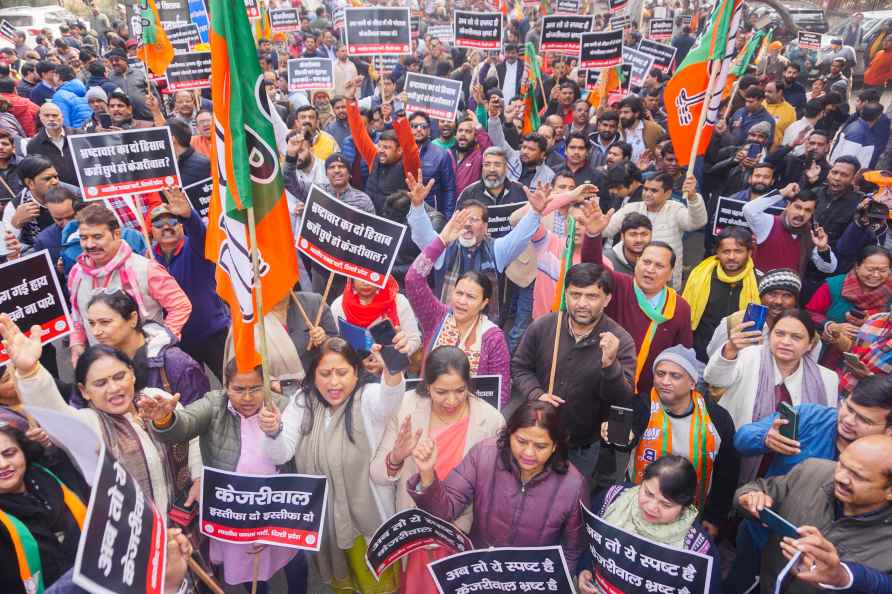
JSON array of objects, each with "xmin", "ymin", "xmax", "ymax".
[
  {"xmin": 759, "ymin": 508, "xmax": 799, "ymax": 540},
  {"xmin": 743, "ymin": 303, "xmax": 769, "ymax": 333},
  {"xmin": 777, "ymin": 402, "xmax": 799, "ymax": 441},
  {"xmin": 368, "ymin": 319, "xmax": 410, "ymax": 374},
  {"xmin": 607, "ymin": 405, "xmax": 634, "ymax": 447}
]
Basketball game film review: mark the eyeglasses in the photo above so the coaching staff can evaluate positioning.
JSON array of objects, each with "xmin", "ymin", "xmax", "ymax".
[
  {"xmin": 152, "ymin": 216, "xmax": 180, "ymax": 228},
  {"xmin": 411, "ymin": 123, "xmax": 430, "ymax": 130},
  {"xmin": 228, "ymin": 384, "xmax": 264, "ymax": 396}
]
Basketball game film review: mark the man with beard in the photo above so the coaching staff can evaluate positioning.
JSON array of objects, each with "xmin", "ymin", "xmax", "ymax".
[
  {"xmin": 588, "ymin": 110, "xmax": 621, "ymax": 169},
  {"xmin": 811, "ymin": 156, "xmax": 862, "ymax": 247},
  {"xmin": 764, "ymin": 81, "xmax": 797, "ymax": 149},
  {"xmin": 512, "ymin": 262, "xmax": 635, "ymax": 479},
  {"xmin": 284, "ymin": 129, "xmax": 326, "ymax": 190},
  {"xmin": 451, "ymin": 115, "xmax": 492, "ymax": 196},
  {"xmin": 106, "ymin": 47, "xmax": 156, "ymax": 121},
  {"xmin": 324, "ymin": 96, "xmax": 350, "ymax": 148},
  {"xmin": 558, "ymin": 132, "xmax": 610, "ymax": 212},
  {"xmin": 768, "ymin": 129, "xmax": 832, "ymax": 189},
  {"xmin": 457, "ymin": 146, "xmax": 526, "ymax": 207},
  {"xmin": 782, "ymin": 63, "xmax": 808, "ymax": 117},
  {"xmin": 728, "ymin": 86, "xmax": 776, "ymax": 146},
  {"xmin": 293, "ymin": 105, "xmax": 339, "ymax": 161},
  {"xmin": 743, "ymin": 184, "xmax": 837, "ymax": 277},
  {"xmin": 683, "ymin": 226, "xmax": 759, "ymax": 362},
  {"xmin": 567, "ymin": 100, "xmax": 594, "ymax": 137},
  {"xmin": 706, "ymin": 122, "xmax": 773, "ymax": 197},
  {"xmin": 604, "ymin": 213, "xmax": 652, "ymax": 276},
  {"xmin": 487, "ymin": 102, "xmax": 554, "ymax": 188},
  {"xmin": 734, "ymin": 435, "xmax": 892, "ymax": 594},
  {"xmin": 643, "ymin": 87, "xmax": 668, "ymax": 131},
  {"xmin": 342, "ymin": 77, "xmax": 419, "ymax": 213},
  {"xmin": 106, "ymin": 91, "xmax": 152, "ymax": 129},
  {"xmin": 618, "ymin": 96, "xmax": 665, "ymax": 161},
  {"xmin": 432, "ymin": 119, "xmax": 456, "ymax": 150}
]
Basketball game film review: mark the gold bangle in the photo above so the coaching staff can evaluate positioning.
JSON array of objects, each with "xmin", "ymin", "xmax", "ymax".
[{"xmin": 154, "ymin": 412, "xmax": 174, "ymax": 429}]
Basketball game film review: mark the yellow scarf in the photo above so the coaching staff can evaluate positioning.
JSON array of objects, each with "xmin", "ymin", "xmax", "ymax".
[{"xmin": 682, "ymin": 256, "xmax": 759, "ymax": 330}]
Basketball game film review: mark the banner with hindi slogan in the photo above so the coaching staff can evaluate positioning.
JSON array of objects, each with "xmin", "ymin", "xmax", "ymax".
[
  {"xmin": 712, "ymin": 194, "xmax": 784, "ymax": 237},
  {"xmin": 270, "ymin": 8, "xmax": 301, "ymax": 33},
  {"xmin": 623, "ymin": 47, "xmax": 656, "ymax": 89},
  {"xmin": 579, "ymin": 30, "xmax": 624, "ymax": 70},
  {"xmin": 649, "ymin": 18, "xmax": 674, "ymax": 41},
  {"xmin": 582, "ymin": 503, "xmax": 714, "ymax": 594},
  {"xmin": 610, "ymin": 14, "xmax": 632, "ymax": 31},
  {"xmin": 486, "ymin": 202, "xmax": 526, "ymax": 239},
  {"xmin": 296, "ymin": 185, "xmax": 407, "ymax": 289},
  {"xmin": 68, "ymin": 127, "xmax": 181, "ymax": 200},
  {"xmin": 454, "ymin": 11, "xmax": 502, "ymax": 50},
  {"xmin": 404, "ymin": 72, "xmax": 463, "ymax": 121},
  {"xmin": 0, "ymin": 250, "xmax": 71, "ymax": 364},
  {"xmin": 798, "ymin": 31, "xmax": 821, "ymax": 51},
  {"xmin": 344, "ymin": 7, "xmax": 411, "ymax": 56},
  {"xmin": 638, "ymin": 39, "xmax": 678, "ymax": 73},
  {"xmin": 165, "ymin": 22, "xmax": 201, "ymax": 52},
  {"xmin": 287, "ymin": 58, "xmax": 334, "ymax": 91},
  {"xmin": 200, "ymin": 467, "xmax": 328, "ymax": 551},
  {"xmin": 428, "ymin": 546, "xmax": 575, "ymax": 594},
  {"xmin": 73, "ymin": 444, "xmax": 167, "ymax": 594},
  {"xmin": 184, "ymin": 176, "xmax": 213, "ymax": 219},
  {"xmin": 608, "ymin": 0, "xmax": 629, "ymax": 13},
  {"xmin": 365, "ymin": 509, "xmax": 473, "ymax": 578},
  {"xmin": 405, "ymin": 374, "xmax": 502, "ymax": 410},
  {"xmin": 555, "ymin": 0, "xmax": 580, "ymax": 15},
  {"xmin": 540, "ymin": 16, "xmax": 593, "ymax": 54},
  {"xmin": 164, "ymin": 51, "xmax": 211, "ymax": 91}
]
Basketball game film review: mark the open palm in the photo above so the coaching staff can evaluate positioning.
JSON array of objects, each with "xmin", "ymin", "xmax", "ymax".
[{"xmin": 0, "ymin": 315, "xmax": 42, "ymax": 374}]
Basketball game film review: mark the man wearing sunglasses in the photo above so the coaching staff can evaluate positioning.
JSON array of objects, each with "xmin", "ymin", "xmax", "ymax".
[{"xmin": 409, "ymin": 111, "xmax": 456, "ymax": 219}]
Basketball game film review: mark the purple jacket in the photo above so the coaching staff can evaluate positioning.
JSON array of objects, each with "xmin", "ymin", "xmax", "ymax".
[
  {"xmin": 408, "ymin": 438, "xmax": 587, "ymax": 569},
  {"xmin": 405, "ymin": 237, "xmax": 511, "ymax": 407}
]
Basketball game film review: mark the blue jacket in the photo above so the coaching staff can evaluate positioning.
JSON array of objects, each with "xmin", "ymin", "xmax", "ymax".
[
  {"xmin": 419, "ymin": 140, "xmax": 457, "ymax": 218},
  {"xmin": 845, "ymin": 562, "xmax": 892, "ymax": 593},
  {"xmin": 734, "ymin": 403, "xmax": 838, "ymax": 477},
  {"xmin": 728, "ymin": 105, "xmax": 776, "ymax": 146},
  {"xmin": 153, "ymin": 207, "xmax": 230, "ymax": 348},
  {"xmin": 51, "ymin": 80, "xmax": 93, "ymax": 128}
]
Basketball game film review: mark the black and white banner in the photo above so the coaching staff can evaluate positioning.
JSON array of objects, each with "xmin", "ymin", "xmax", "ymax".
[
  {"xmin": 428, "ymin": 24, "xmax": 455, "ymax": 46},
  {"xmin": 164, "ymin": 51, "xmax": 211, "ymax": 91},
  {"xmin": 454, "ymin": 11, "xmax": 502, "ymax": 50},
  {"xmin": 365, "ymin": 509, "xmax": 473, "ymax": 578},
  {"xmin": 623, "ymin": 47, "xmax": 656, "ymax": 89},
  {"xmin": 74, "ymin": 446, "xmax": 167, "ymax": 594},
  {"xmin": 287, "ymin": 58, "xmax": 334, "ymax": 91},
  {"xmin": 487, "ymin": 202, "xmax": 527, "ymax": 239},
  {"xmin": 648, "ymin": 18, "xmax": 674, "ymax": 41},
  {"xmin": 404, "ymin": 72, "xmax": 463, "ymax": 121},
  {"xmin": 610, "ymin": 14, "xmax": 632, "ymax": 31},
  {"xmin": 583, "ymin": 69, "xmax": 600, "ymax": 91},
  {"xmin": 0, "ymin": 20, "xmax": 18, "ymax": 44},
  {"xmin": 296, "ymin": 185, "xmax": 407, "ymax": 288},
  {"xmin": 184, "ymin": 176, "xmax": 212, "ymax": 219},
  {"xmin": 373, "ymin": 54, "xmax": 404, "ymax": 75},
  {"xmin": 712, "ymin": 194, "xmax": 784, "ymax": 237},
  {"xmin": 165, "ymin": 22, "xmax": 201, "ymax": 52},
  {"xmin": 429, "ymin": 546, "xmax": 575, "ymax": 594},
  {"xmin": 344, "ymin": 8, "xmax": 411, "ymax": 56},
  {"xmin": 69, "ymin": 127, "xmax": 181, "ymax": 200},
  {"xmin": 0, "ymin": 250, "xmax": 71, "ymax": 364},
  {"xmin": 270, "ymin": 8, "xmax": 302, "ymax": 33},
  {"xmin": 200, "ymin": 467, "xmax": 328, "ymax": 551},
  {"xmin": 405, "ymin": 374, "xmax": 502, "ymax": 410},
  {"xmin": 798, "ymin": 31, "xmax": 822, "ymax": 51},
  {"xmin": 608, "ymin": 0, "xmax": 629, "ymax": 13},
  {"xmin": 555, "ymin": 0, "xmax": 580, "ymax": 15},
  {"xmin": 582, "ymin": 504, "xmax": 714, "ymax": 594},
  {"xmin": 637, "ymin": 39, "xmax": 678, "ymax": 73},
  {"xmin": 540, "ymin": 16, "xmax": 593, "ymax": 54},
  {"xmin": 579, "ymin": 30, "xmax": 624, "ymax": 70}
]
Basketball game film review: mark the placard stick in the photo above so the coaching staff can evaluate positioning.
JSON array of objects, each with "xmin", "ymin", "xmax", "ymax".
[
  {"xmin": 686, "ymin": 56, "xmax": 722, "ymax": 181},
  {"xmin": 250, "ymin": 552, "xmax": 260, "ymax": 594},
  {"xmin": 547, "ymin": 309, "xmax": 563, "ymax": 394},
  {"xmin": 598, "ymin": 67, "xmax": 608, "ymax": 109},
  {"xmin": 314, "ymin": 271, "xmax": 335, "ymax": 326},
  {"xmin": 290, "ymin": 291, "xmax": 313, "ymax": 329},
  {"xmin": 722, "ymin": 77, "xmax": 740, "ymax": 120},
  {"xmin": 123, "ymin": 195, "xmax": 154, "ymax": 258},
  {"xmin": 246, "ymin": 206, "xmax": 273, "ymax": 405},
  {"xmin": 186, "ymin": 558, "xmax": 224, "ymax": 594}
]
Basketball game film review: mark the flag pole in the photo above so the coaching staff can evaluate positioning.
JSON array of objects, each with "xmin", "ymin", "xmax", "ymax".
[
  {"xmin": 722, "ymin": 77, "xmax": 740, "ymax": 120},
  {"xmin": 685, "ymin": 57, "xmax": 722, "ymax": 181},
  {"xmin": 246, "ymin": 205, "xmax": 274, "ymax": 406},
  {"xmin": 547, "ymin": 309, "xmax": 563, "ymax": 395}
]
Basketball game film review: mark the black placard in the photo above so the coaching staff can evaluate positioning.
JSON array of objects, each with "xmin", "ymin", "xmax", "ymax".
[
  {"xmin": 610, "ymin": 14, "xmax": 632, "ymax": 31},
  {"xmin": 165, "ymin": 22, "xmax": 201, "ymax": 53},
  {"xmin": 405, "ymin": 374, "xmax": 502, "ymax": 410},
  {"xmin": 540, "ymin": 16, "xmax": 594, "ymax": 54},
  {"xmin": 0, "ymin": 250, "xmax": 71, "ymax": 364},
  {"xmin": 287, "ymin": 58, "xmax": 334, "ymax": 91},
  {"xmin": 681, "ymin": 14, "xmax": 693, "ymax": 26},
  {"xmin": 429, "ymin": 546, "xmax": 575, "ymax": 594},
  {"xmin": 555, "ymin": 0, "xmax": 580, "ymax": 14},
  {"xmin": 128, "ymin": 0, "xmax": 190, "ymax": 29},
  {"xmin": 365, "ymin": 509, "xmax": 473, "ymax": 578},
  {"xmin": 373, "ymin": 54, "xmax": 404, "ymax": 76},
  {"xmin": 244, "ymin": 0, "xmax": 259, "ymax": 19},
  {"xmin": 296, "ymin": 185, "xmax": 407, "ymax": 288},
  {"xmin": 184, "ymin": 176, "xmax": 212, "ymax": 219},
  {"xmin": 487, "ymin": 202, "xmax": 527, "ymax": 239},
  {"xmin": 344, "ymin": 7, "xmax": 411, "ymax": 56},
  {"xmin": 649, "ymin": 18, "xmax": 674, "ymax": 41},
  {"xmin": 0, "ymin": 20, "xmax": 19, "ymax": 44},
  {"xmin": 404, "ymin": 72, "xmax": 463, "ymax": 122},
  {"xmin": 270, "ymin": 8, "xmax": 302, "ymax": 33},
  {"xmin": 69, "ymin": 127, "xmax": 181, "ymax": 200},
  {"xmin": 582, "ymin": 503, "xmax": 714, "ymax": 594},
  {"xmin": 623, "ymin": 47, "xmax": 656, "ymax": 89},
  {"xmin": 428, "ymin": 24, "xmax": 455, "ymax": 46},
  {"xmin": 798, "ymin": 31, "xmax": 821, "ymax": 51},
  {"xmin": 608, "ymin": 0, "xmax": 629, "ymax": 13},
  {"xmin": 584, "ymin": 69, "xmax": 600, "ymax": 91},
  {"xmin": 454, "ymin": 11, "xmax": 502, "ymax": 50},
  {"xmin": 712, "ymin": 194, "xmax": 784, "ymax": 237},
  {"xmin": 637, "ymin": 39, "xmax": 678, "ymax": 73},
  {"xmin": 164, "ymin": 51, "xmax": 211, "ymax": 91},
  {"xmin": 73, "ymin": 447, "xmax": 167, "ymax": 594},
  {"xmin": 200, "ymin": 467, "xmax": 328, "ymax": 551},
  {"xmin": 580, "ymin": 30, "xmax": 624, "ymax": 70}
]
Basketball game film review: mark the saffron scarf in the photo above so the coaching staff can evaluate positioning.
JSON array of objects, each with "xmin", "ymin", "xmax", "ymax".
[
  {"xmin": 632, "ymin": 390, "xmax": 718, "ymax": 511},
  {"xmin": 633, "ymin": 282, "xmax": 677, "ymax": 393},
  {"xmin": 682, "ymin": 256, "xmax": 760, "ymax": 330}
]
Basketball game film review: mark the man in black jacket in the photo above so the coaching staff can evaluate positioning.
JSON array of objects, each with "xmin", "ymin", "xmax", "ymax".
[
  {"xmin": 26, "ymin": 103, "xmax": 78, "ymax": 186},
  {"xmin": 165, "ymin": 118, "xmax": 211, "ymax": 209}
]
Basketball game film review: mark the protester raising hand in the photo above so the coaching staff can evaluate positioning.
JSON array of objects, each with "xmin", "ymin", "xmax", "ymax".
[
  {"xmin": 576, "ymin": 198, "xmax": 614, "ymax": 237},
  {"xmin": 811, "ymin": 224, "xmax": 830, "ymax": 253},
  {"xmin": 386, "ymin": 415, "xmax": 423, "ymax": 477},
  {"xmin": 0, "ymin": 315, "xmax": 42, "ymax": 375},
  {"xmin": 439, "ymin": 208, "xmax": 473, "ymax": 244},
  {"xmin": 344, "ymin": 75, "xmax": 364, "ymax": 100},
  {"xmin": 722, "ymin": 320, "xmax": 763, "ymax": 360},
  {"xmin": 412, "ymin": 436, "xmax": 438, "ymax": 487},
  {"xmin": 162, "ymin": 185, "xmax": 193, "ymax": 217},
  {"xmin": 406, "ymin": 168, "xmax": 435, "ymax": 208},
  {"xmin": 522, "ymin": 182, "xmax": 553, "ymax": 214},
  {"xmin": 137, "ymin": 391, "xmax": 181, "ymax": 425},
  {"xmin": 259, "ymin": 401, "xmax": 282, "ymax": 437}
]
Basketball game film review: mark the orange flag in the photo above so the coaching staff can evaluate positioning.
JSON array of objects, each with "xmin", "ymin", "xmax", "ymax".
[{"xmin": 136, "ymin": 0, "xmax": 174, "ymax": 76}]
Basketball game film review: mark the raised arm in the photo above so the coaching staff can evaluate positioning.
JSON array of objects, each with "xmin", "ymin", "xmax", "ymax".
[{"xmin": 345, "ymin": 76, "xmax": 379, "ymax": 169}]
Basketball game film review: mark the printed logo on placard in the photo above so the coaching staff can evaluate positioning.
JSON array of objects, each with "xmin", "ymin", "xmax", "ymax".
[
  {"xmin": 204, "ymin": 523, "xmax": 215, "ymax": 534},
  {"xmin": 88, "ymin": 186, "xmax": 98, "ymax": 197},
  {"xmin": 370, "ymin": 272, "xmax": 380, "ymax": 282},
  {"xmin": 643, "ymin": 448, "xmax": 657, "ymax": 462}
]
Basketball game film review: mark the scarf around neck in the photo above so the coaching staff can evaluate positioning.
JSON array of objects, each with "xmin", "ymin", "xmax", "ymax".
[
  {"xmin": 633, "ymin": 282, "xmax": 677, "ymax": 393},
  {"xmin": 341, "ymin": 276, "xmax": 399, "ymax": 328},
  {"xmin": 682, "ymin": 256, "xmax": 759, "ymax": 330},
  {"xmin": 70, "ymin": 241, "xmax": 150, "ymax": 322},
  {"xmin": 601, "ymin": 486, "xmax": 698, "ymax": 548},
  {"xmin": 841, "ymin": 269, "xmax": 892, "ymax": 315}
]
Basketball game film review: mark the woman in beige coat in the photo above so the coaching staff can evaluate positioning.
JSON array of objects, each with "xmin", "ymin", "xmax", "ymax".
[{"xmin": 370, "ymin": 346, "xmax": 504, "ymax": 594}]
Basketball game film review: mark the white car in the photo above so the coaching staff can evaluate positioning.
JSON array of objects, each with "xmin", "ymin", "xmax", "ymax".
[{"xmin": 0, "ymin": 5, "xmax": 77, "ymax": 45}]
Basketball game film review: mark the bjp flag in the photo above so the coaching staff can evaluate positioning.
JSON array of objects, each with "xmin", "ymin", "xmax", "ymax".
[{"xmin": 136, "ymin": 0, "xmax": 174, "ymax": 76}]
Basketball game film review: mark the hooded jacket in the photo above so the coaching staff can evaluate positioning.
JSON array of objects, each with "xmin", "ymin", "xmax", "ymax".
[{"xmin": 51, "ymin": 79, "xmax": 93, "ymax": 128}]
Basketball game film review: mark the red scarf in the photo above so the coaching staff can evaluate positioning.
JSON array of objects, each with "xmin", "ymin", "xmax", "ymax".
[
  {"xmin": 841, "ymin": 269, "xmax": 892, "ymax": 316},
  {"xmin": 341, "ymin": 276, "xmax": 400, "ymax": 328}
]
